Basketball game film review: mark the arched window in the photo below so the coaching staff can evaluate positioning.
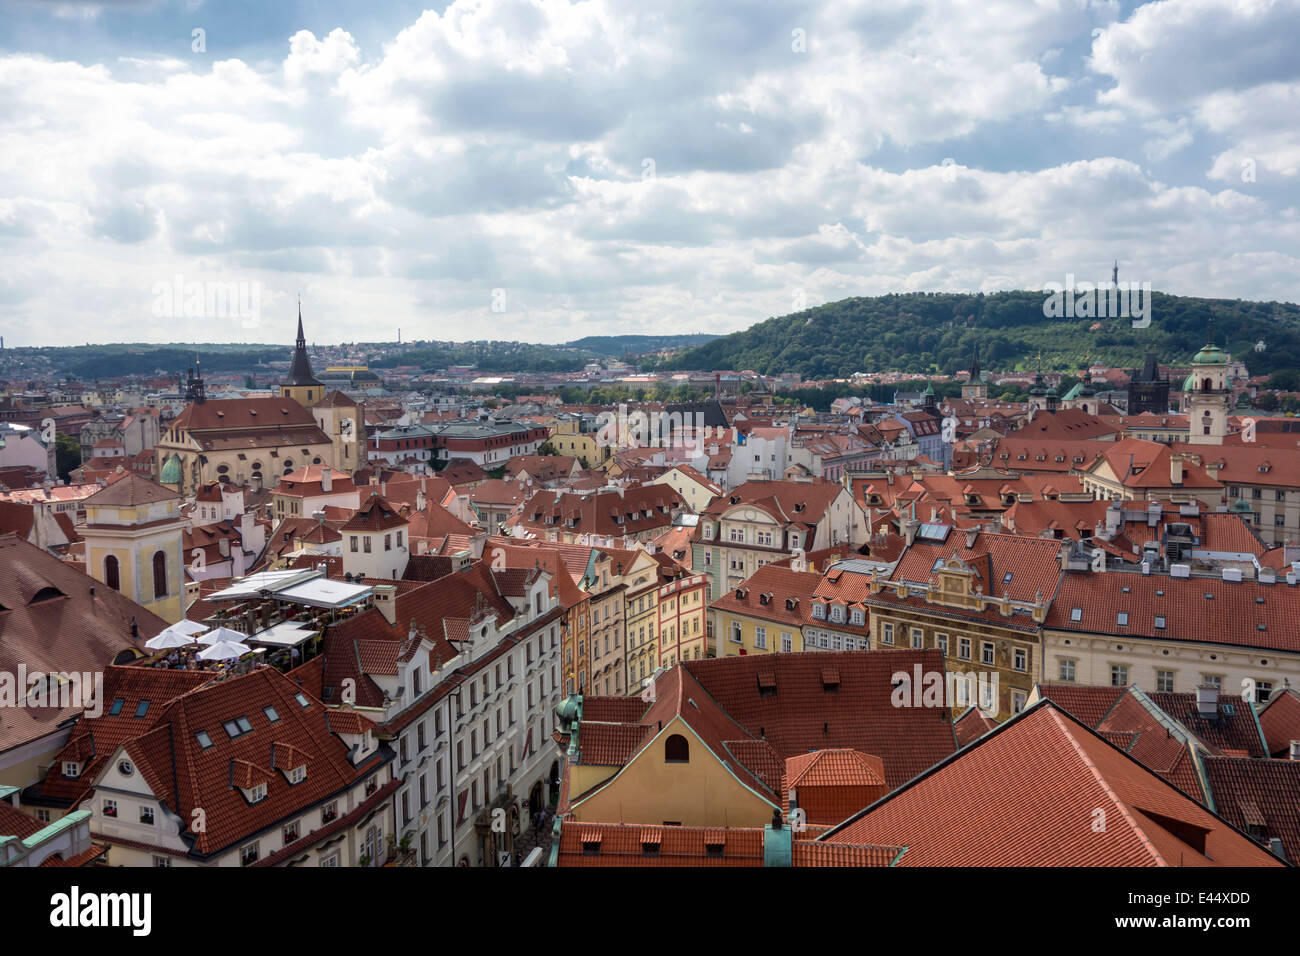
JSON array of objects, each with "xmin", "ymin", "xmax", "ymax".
[
  {"xmin": 104, "ymin": 555, "xmax": 120, "ymax": 591},
  {"xmin": 664, "ymin": 734, "xmax": 689, "ymax": 763},
  {"xmin": 152, "ymin": 551, "xmax": 168, "ymax": 599}
]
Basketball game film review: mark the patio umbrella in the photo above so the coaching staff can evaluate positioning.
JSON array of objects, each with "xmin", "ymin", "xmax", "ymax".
[
  {"xmin": 197, "ymin": 639, "xmax": 252, "ymax": 662},
  {"xmin": 145, "ymin": 630, "xmax": 199, "ymax": 651},
  {"xmin": 145, "ymin": 620, "xmax": 209, "ymax": 650},
  {"xmin": 198, "ymin": 626, "xmax": 249, "ymax": 647}
]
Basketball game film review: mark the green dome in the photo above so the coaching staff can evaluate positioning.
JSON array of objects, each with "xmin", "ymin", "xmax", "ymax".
[
  {"xmin": 1231, "ymin": 498, "xmax": 1252, "ymax": 513},
  {"xmin": 1192, "ymin": 344, "xmax": 1228, "ymax": 366},
  {"xmin": 555, "ymin": 695, "xmax": 582, "ymax": 729},
  {"xmin": 160, "ymin": 454, "xmax": 181, "ymax": 485}
]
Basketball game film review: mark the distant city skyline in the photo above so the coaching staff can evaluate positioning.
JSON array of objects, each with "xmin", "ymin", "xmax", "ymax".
[{"xmin": 2, "ymin": 0, "xmax": 1299, "ymax": 348}]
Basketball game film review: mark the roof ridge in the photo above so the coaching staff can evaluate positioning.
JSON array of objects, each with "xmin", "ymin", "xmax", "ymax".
[{"xmin": 1044, "ymin": 706, "xmax": 1167, "ymax": 866}]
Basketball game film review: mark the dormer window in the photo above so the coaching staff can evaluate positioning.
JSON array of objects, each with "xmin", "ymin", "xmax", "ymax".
[
  {"xmin": 288, "ymin": 765, "xmax": 306, "ymax": 785},
  {"xmin": 812, "ymin": 601, "xmax": 826, "ymax": 620},
  {"xmin": 62, "ymin": 761, "xmax": 80, "ymax": 779},
  {"xmin": 247, "ymin": 782, "xmax": 268, "ymax": 803},
  {"xmin": 851, "ymin": 608, "xmax": 864, "ymax": 625}
]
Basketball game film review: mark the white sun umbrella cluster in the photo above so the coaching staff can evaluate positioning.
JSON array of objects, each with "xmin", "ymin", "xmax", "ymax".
[
  {"xmin": 144, "ymin": 619, "xmax": 210, "ymax": 651},
  {"xmin": 195, "ymin": 625, "xmax": 252, "ymax": 662}
]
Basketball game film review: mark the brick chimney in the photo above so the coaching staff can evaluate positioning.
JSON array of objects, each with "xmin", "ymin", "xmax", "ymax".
[{"xmin": 1170, "ymin": 454, "xmax": 1184, "ymax": 486}]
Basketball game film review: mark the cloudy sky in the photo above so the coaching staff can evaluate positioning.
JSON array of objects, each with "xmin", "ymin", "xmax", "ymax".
[{"xmin": 1, "ymin": 0, "xmax": 1298, "ymax": 348}]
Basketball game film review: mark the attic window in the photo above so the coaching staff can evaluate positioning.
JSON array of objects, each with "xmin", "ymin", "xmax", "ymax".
[
  {"xmin": 264, "ymin": 706, "xmax": 280, "ymax": 722},
  {"xmin": 705, "ymin": 842, "xmax": 725, "ymax": 858},
  {"xmin": 1117, "ymin": 612, "xmax": 1129, "ymax": 626},
  {"xmin": 196, "ymin": 731, "xmax": 213, "ymax": 749},
  {"xmin": 1003, "ymin": 572, "xmax": 1013, "ymax": 584},
  {"xmin": 1204, "ymin": 593, "xmax": 1214, "ymax": 600},
  {"xmin": 294, "ymin": 693, "xmax": 310, "ymax": 708},
  {"xmin": 1154, "ymin": 616, "xmax": 1166, "ymax": 629},
  {"xmin": 1070, "ymin": 608, "xmax": 1082, "ymax": 622},
  {"xmin": 821, "ymin": 668, "xmax": 840, "ymax": 693},
  {"xmin": 28, "ymin": 586, "xmax": 65, "ymax": 604},
  {"xmin": 134, "ymin": 700, "xmax": 150, "ymax": 718},
  {"xmin": 223, "ymin": 717, "xmax": 254, "ymax": 739},
  {"xmin": 109, "ymin": 698, "xmax": 125, "ymax": 716}
]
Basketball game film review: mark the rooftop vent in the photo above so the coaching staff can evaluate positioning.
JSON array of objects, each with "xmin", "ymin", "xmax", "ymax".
[{"xmin": 1195, "ymin": 685, "xmax": 1218, "ymax": 720}]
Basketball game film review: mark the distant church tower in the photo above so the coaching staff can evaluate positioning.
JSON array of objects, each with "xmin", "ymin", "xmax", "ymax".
[
  {"xmin": 1185, "ymin": 335, "xmax": 1231, "ymax": 445},
  {"xmin": 281, "ymin": 303, "xmax": 325, "ymax": 408},
  {"xmin": 962, "ymin": 348, "xmax": 988, "ymax": 400}
]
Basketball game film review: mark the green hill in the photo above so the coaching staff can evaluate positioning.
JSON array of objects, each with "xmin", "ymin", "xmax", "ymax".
[
  {"xmin": 658, "ymin": 291, "xmax": 1300, "ymax": 378},
  {"xmin": 563, "ymin": 333, "xmax": 721, "ymax": 356}
]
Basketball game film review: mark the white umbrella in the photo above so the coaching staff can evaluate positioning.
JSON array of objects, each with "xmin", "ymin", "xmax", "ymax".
[
  {"xmin": 145, "ymin": 620, "xmax": 209, "ymax": 650},
  {"xmin": 198, "ymin": 626, "xmax": 249, "ymax": 647},
  {"xmin": 197, "ymin": 639, "xmax": 251, "ymax": 662},
  {"xmin": 145, "ymin": 630, "xmax": 198, "ymax": 651}
]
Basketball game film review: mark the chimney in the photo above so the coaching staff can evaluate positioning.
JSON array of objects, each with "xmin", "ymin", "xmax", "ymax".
[
  {"xmin": 904, "ymin": 517, "xmax": 919, "ymax": 547},
  {"xmin": 218, "ymin": 537, "xmax": 230, "ymax": 558},
  {"xmin": 1290, "ymin": 740, "xmax": 1300, "ymax": 761},
  {"xmin": 372, "ymin": 584, "xmax": 398, "ymax": 625},
  {"xmin": 321, "ymin": 468, "xmax": 332, "ymax": 493},
  {"xmin": 1195, "ymin": 685, "xmax": 1218, "ymax": 720},
  {"xmin": 1170, "ymin": 455, "xmax": 1183, "ymax": 486}
]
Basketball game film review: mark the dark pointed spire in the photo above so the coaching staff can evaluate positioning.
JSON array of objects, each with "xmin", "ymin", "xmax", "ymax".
[{"xmin": 284, "ymin": 300, "xmax": 323, "ymax": 388}]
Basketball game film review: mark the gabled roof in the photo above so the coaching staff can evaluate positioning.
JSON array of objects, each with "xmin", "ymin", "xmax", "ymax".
[
  {"xmin": 823, "ymin": 701, "xmax": 1286, "ymax": 866},
  {"xmin": 340, "ymin": 494, "xmax": 408, "ymax": 533},
  {"xmin": 682, "ymin": 650, "xmax": 958, "ymax": 789},
  {"xmin": 1257, "ymin": 687, "xmax": 1300, "ymax": 759}
]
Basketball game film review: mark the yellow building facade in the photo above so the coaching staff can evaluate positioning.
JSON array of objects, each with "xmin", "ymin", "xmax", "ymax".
[{"xmin": 81, "ymin": 476, "xmax": 186, "ymax": 624}]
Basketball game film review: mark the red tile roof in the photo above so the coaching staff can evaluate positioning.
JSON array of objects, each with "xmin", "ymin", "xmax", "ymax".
[
  {"xmin": 710, "ymin": 564, "xmax": 822, "ymax": 628},
  {"xmin": 824, "ymin": 701, "xmax": 1285, "ymax": 866},
  {"xmin": 1047, "ymin": 569, "xmax": 1300, "ymax": 653},
  {"xmin": 1201, "ymin": 755, "xmax": 1300, "ymax": 863},
  {"xmin": 1258, "ymin": 687, "xmax": 1300, "ymax": 759},
  {"xmin": 0, "ymin": 534, "xmax": 166, "ymax": 754},
  {"xmin": 682, "ymin": 650, "xmax": 959, "ymax": 790}
]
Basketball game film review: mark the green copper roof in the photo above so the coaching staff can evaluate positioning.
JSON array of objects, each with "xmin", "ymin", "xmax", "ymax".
[
  {"xmin": 1192, "ymin": 343, "xmax": 1228, "ymax": 366},
  {"xmin": 1231, "ymin": 498, "xmax": 1252, "ymax": 513},
  {"xmin": 1061, "ymin": 382, "xmax": 1084, "ymax": 401},
  {"xmin": 160, "ymin": 454, "xmax": 181, "ymax": 484}
]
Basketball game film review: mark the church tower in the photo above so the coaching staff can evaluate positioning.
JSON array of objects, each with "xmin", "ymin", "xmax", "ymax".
[
  {"xmin": 281, "ymin": 304, "xmax": 325, "ymax": 408},
  {"xmin": 1185, "ymin": 337, "xmax": 1231, "ymax": 445},
  {"xmin": 81, "ymin": 475, "xmax": 186, "ymax": 624},
  {"xmin": 962, "ymin": 348, "xmax": 988, "ymax": 400}
]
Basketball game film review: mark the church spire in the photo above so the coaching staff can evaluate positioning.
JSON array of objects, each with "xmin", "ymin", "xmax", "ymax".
[{"xmin": 283, "ymin": 301, "xmax": 323, "ymax": 389}]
